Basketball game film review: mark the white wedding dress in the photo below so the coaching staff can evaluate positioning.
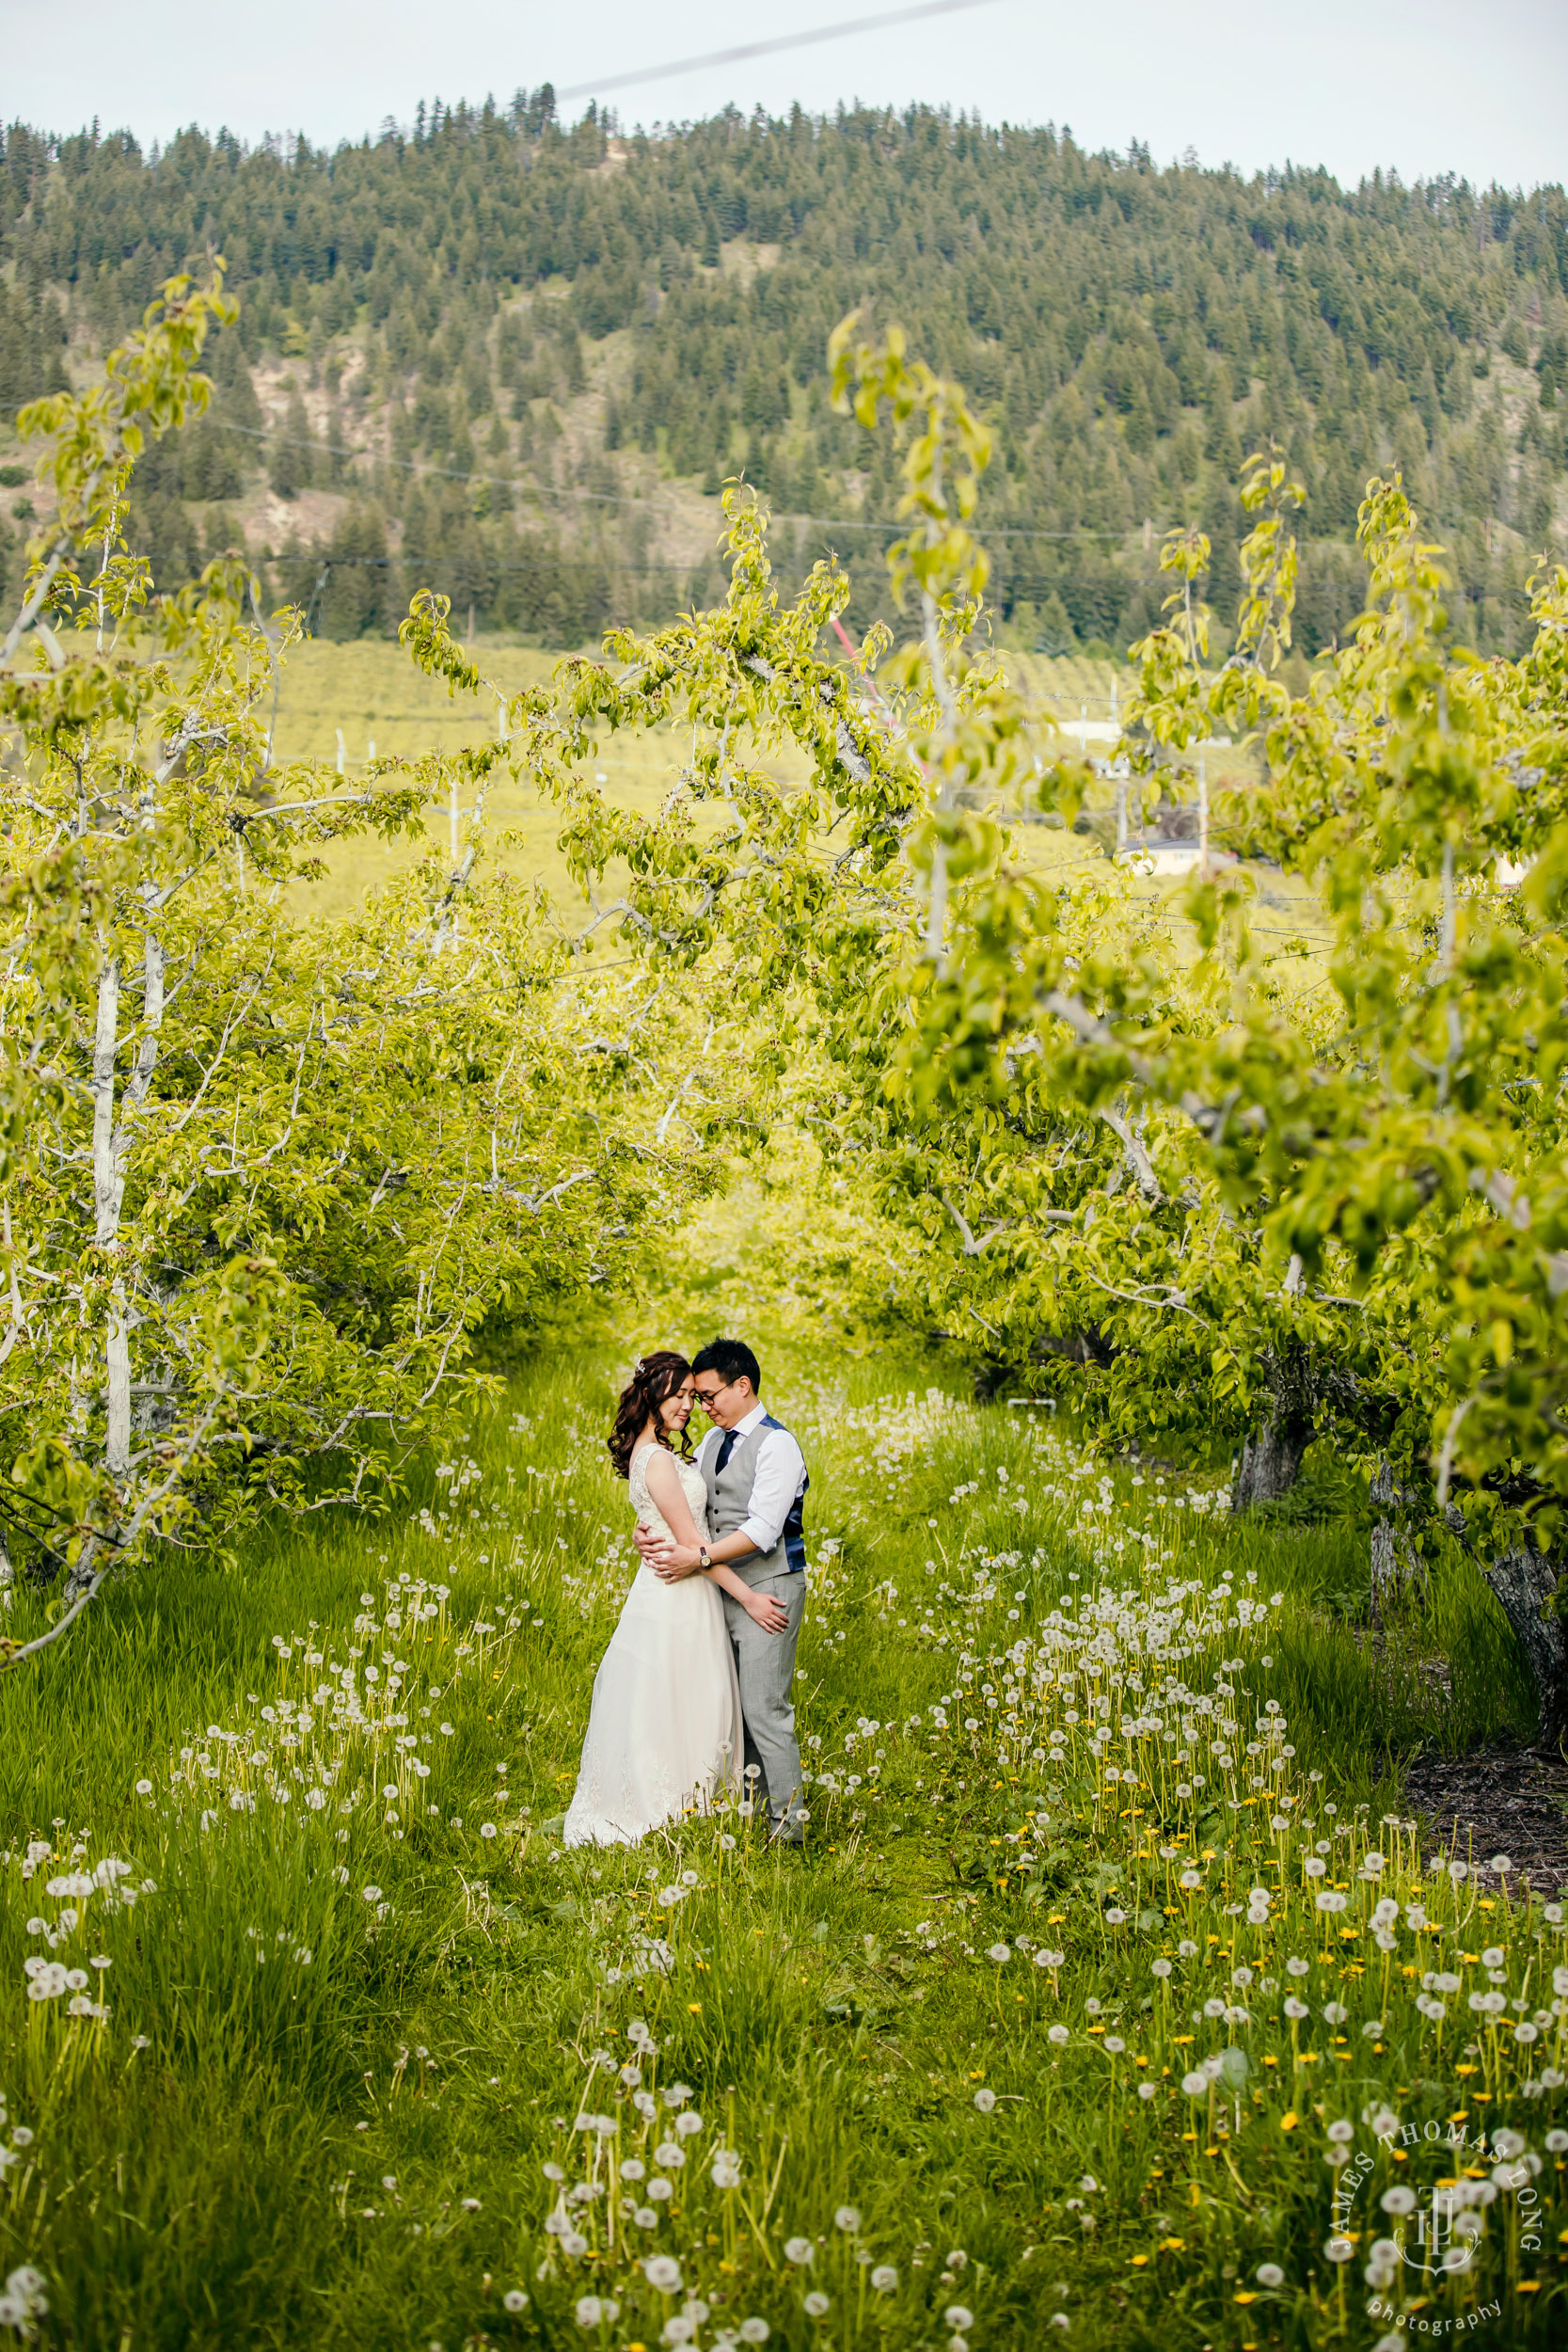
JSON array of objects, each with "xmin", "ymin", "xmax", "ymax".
[{"xmin": 562, "ymin": 1443, "xmax": 742, "ymax": 1847}]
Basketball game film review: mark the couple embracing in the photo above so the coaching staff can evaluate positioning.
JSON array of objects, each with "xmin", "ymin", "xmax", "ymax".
[{"xmin": 562, "ymin": 1339, "xmax": 810, "ymax": 1851}]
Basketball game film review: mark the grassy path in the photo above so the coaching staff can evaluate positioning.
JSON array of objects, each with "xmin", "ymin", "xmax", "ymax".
[{"xmin": 0, "ymin": 1346, "xmax": 1561, "ymax": 2351}]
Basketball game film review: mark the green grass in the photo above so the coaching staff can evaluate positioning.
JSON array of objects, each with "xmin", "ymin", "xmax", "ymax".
[
  {"xmin": 0, "ymin": 1337, "xmax": 1561, "ymax": 2352},
  {"xmin": 227, "ymin": 634, "xmax": 1253, "ymax": 924},
  {"xmin": 261, "ymin": 637, "xmax": 1116, "ymax": 924}
]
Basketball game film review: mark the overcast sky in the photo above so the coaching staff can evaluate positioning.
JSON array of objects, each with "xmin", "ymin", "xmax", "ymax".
[{"xmin": 3, "ymin": 0, "xmax": 1563, "ymax": 190}]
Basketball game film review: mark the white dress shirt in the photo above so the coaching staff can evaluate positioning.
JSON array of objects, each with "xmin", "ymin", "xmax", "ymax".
[{"xmin": 696, "ymin": 1404, "xmax": 808, "ymax": 1558}]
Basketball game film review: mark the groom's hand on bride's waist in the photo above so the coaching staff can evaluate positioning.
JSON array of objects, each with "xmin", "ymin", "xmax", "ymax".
[
  {"xmin": 634, "ymin": 1524, "xmax": 690, "ymax": 1581},
  {"xmin": 640, "ymin": 1534, "xmax": 704, "ymax": 1581}
]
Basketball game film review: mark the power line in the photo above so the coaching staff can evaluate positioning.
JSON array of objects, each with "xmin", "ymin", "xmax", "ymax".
[
  {"xmin": 214, "ymin": 419, "xmax": 1143, "ymax": 540},
  {"xmin": 260, "ymin": 550, "xmax": 711, "ymax": 578},
  {"xmin": 210, "ymin": 425, "xmax": 1544, "ymax": 561},
  {"xmin": 261, "ymin": 552, "xmax": 1516, "ymax": 599},
  {"xmin": 553, "ymin": 1, "xmax": 1003, "ymax": 106},
  {"xmin": 251, "ymin": 548, "xmax": 1126, "ymax": 584}
]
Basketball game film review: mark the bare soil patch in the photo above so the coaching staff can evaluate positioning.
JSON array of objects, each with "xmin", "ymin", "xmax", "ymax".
[{"xmin": 1400, "ymin": 1744, "xmax": 1568, "ymax": 1895}]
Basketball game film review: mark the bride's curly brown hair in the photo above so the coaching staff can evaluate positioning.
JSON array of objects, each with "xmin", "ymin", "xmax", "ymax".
[{"xmin": 608, "ymin": 1351, "xmax": 694, "ymax": 1479}]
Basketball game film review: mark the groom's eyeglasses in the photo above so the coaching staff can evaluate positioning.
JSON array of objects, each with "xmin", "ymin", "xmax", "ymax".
[{"xmin": 694, "ymin": 1379, "xmax": 735, "ymax": 1411}]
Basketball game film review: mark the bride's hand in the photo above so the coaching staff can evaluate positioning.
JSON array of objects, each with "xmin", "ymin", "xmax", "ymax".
[{"xmin": 743, "ymin": 1589, "xmax": 789, "ymax": 1633}]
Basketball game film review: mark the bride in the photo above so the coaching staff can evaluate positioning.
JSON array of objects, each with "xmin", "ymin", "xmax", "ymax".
[{"xmin": 563, "ymin": 1350, "xmax": 788, "ymax": 1848}]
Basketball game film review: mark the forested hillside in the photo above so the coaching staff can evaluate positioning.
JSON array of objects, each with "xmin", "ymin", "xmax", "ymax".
[{"xmin": 3, "ymin": 94, "xmax": 1566, "ymax": 650}]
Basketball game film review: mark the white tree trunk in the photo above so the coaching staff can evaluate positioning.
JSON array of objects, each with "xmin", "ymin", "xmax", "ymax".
[
  {"xmin": 126, "ymin": 934, "xmax": 166, "ymax": 1108},
  {"xmin": 920, "ymin": 581, "xmax": 957, "ymax": 970},
  {"xmin": 91, "ymin": 934, "xmax": 166, "ymax": 1492},
  {"xmin": 90, "ymin": 956, "xmax": 120, "ymax": 1249},
  {"xmin": 90, "ymin": 957, "xmax": 132, "ymax": 1481}
]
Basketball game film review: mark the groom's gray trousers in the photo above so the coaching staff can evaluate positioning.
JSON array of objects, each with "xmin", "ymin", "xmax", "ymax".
[{"xmin": 721, "ymin": 1574, "xmax": 806, "ymax": 1841}]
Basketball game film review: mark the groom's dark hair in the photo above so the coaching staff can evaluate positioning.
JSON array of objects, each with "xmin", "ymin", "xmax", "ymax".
[{"xmin": 693, "ymin": 1337, "xmax": 761, "ymax": 1393}]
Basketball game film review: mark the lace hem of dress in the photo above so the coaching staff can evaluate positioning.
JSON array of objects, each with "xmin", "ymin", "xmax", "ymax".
[{"xmin": 563, "ymin": 1756, "xmax": 734, "ymax": 1849}]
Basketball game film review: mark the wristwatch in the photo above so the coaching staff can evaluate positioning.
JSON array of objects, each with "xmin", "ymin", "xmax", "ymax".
[{"xmin": 698, "ymin": 1546, "xmax": 712, "ymax": 1571}]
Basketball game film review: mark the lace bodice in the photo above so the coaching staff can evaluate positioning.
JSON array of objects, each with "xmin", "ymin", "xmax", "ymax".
[{"xmin": 627, "ymin": 1442, "xmax": 709, "ymax": 1545}]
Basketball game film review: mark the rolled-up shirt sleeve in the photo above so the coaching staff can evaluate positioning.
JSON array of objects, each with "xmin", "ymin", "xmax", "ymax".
[{"xmin": 738, "ymin": 1426, "xmax": 807, "ymax": 1556}]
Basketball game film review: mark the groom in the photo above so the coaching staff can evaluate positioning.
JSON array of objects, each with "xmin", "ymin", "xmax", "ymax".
[{"xmin": 636, "ymin": 1338, "xmax": 809, "ymax": 1846}]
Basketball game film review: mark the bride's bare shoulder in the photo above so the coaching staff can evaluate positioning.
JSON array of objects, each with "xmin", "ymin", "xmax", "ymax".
[{"xmin": 640, "ymin": 1441, "xmax": 679, "ymax": 1488}]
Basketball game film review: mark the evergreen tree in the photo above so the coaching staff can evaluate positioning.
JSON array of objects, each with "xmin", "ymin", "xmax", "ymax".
[
  {"xmin": 5, "ymin": 106, "xmax": 1559, "ymax": 647},
  {"xmin": 269, "ymin": 389, "xmax": 310, "ymax": 501}
]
